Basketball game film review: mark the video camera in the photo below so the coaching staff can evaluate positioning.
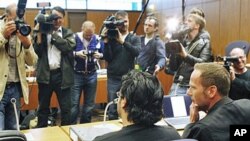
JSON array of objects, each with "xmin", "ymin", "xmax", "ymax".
[
  {"xmin": 34, "ymin": 2, "xmax": 60, "ymax": 34},
  {"xmin": 217, "ymin": 56, "xmax": 239, "ymax": 72},
  {"xmin": 103, "ymin": 15, "xmax": 125, "ymax": 39},
  {"xmin": 14, "ymin": 0, "xmax": 31, "ymax": 36}
]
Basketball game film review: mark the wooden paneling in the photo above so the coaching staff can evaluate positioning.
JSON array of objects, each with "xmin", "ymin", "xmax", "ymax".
[{"xmin": 148, "ymin": 0, "xmax": 250, "ymax": 94}]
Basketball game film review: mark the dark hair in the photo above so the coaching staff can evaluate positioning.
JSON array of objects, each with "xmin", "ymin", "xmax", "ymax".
[
  {"xmin": 52, "ymin": 6, "xmax": 65, "ymax": 17},
  {"xmin": 120, "ymin": 70, "xmax": 164, "ymax": 126},
  {"xmin": 115, "ymin": 10, "xmax": 128, "ymax": 19}
]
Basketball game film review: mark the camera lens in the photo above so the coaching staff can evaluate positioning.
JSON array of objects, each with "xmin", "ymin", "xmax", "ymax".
[{"xmin": 19, "ymin": 25, "xmax": 31, "ymax": 36}]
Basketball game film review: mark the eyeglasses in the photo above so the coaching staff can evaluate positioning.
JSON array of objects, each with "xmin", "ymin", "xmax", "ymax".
[{"xmin": 116, "ymin": 91, "xmax": 121, "ymax": 98}]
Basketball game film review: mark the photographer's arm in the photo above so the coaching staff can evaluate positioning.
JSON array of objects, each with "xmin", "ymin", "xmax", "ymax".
[
  {"xmin": 231, "ymin": 71, "xmax": 250, "ymax": 94},
  {"xmin": 51, "ymin": 29, "xmax": 76, "ymax": 53},
  {"xmin": 123, "ymin": 34, "xmax": 141, "ymax": 57},
  {"xmin": 103, "ymin": 42, "xmax": 113, "ymax": 62},
  {"xmin": 183, "ymin": 39, "xmax": 212, "ymax": 65},
  {"xmin": 155, "ymin": 39, "xmax": 166, "ymax": 69}
]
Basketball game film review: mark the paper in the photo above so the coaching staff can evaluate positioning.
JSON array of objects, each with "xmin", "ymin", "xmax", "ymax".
[{"xmin": 171, "ymin": 96, "xmax": 187, "ymax": 117}]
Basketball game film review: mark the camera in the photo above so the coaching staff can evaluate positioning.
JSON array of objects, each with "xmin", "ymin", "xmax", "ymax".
[
  {"xmin": 35, "ymin": 13, "xmax": 60, "ymax": 34},
  {"xmin": 217, "ymin": 56, "xmax": 239, "ymax": 72},
  {"xmin": 34, "ymin": 2, "xmax": 59, "ymax": 34},
  {"xmin": 103, "ymin": 15, "xmax": 125, "ymax": 39},
  {"xmin": 171, "ymin": 24, "xmax": 191, "ymax": 40},
  {"xmin": 14, "ymin": 0, "xmax": 31, "ymax": 36}
]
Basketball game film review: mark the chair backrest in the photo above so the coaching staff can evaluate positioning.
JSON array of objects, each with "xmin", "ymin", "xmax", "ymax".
[
  {"xmin": 225, "ymin": 40, "xmax": 250, "ymax": 56},
  {"xmin": 0, "ymin": 130, "xmax": 26, "ymax": 141}
]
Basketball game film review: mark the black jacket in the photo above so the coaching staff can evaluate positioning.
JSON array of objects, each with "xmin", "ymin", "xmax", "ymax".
[
  {"xmin": 103, "ymin": 33, "xmax": 141, "ymax": 79},
  {"xmin": 94, "ymin": 124, "xmax": 181, "ymax": 141},
  {"xmin": 182, "ymin": 97, "xmax": 250, "ymax": 141}
]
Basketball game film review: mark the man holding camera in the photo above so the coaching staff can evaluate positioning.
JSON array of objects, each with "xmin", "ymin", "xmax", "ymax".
[
  {"xmin": 101, "ymin": 10, "xmax": 141, "ymax": 120},
  {"xmin": 0, "ymin": 3, "xmax": 37, "ymax": 130},
  {"xmin": 33, "ymin": 6, "xmax": 76, "ymax": 127},
  {"xmin": 168, "ymin": 13, "xmax": 213, "ymax": 95},
  {"xmin": 228, "ymin": 47, "xmax": 250, "ymax": 100},
  {"xmin": 71, "ymin": 21, "xmax": 104, "ymax": 124}
]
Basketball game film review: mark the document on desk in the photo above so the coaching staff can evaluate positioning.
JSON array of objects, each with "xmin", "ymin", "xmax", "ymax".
[{"xmin": 69, "ymin": 123, "xmax": 121, "ymax": 141}]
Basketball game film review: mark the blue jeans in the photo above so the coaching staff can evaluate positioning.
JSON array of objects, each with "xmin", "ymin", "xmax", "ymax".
[
  {"xmin": 107, "ymin": 77, "xmax": 121, "ymax": 120},
  {"xmin": 71, "ymin": 72, "xmax": 97, "ymax": 124},
  {"xmin": 0, "ymin": 83, "xmax": 21, "ymax": 130},
  {"xmin": 168, "ymin": 83, "xmax": 189, "ymax": 95}
]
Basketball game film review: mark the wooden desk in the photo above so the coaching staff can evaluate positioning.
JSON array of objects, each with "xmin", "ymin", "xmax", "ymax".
[
  {"xmin": 21, "ymin": 75, "xmax": 107, "ymax": 110},
  {"xmin": 61, "ymin": 120, "xmax": 122, "ymax": 135},
  {"xmin": 60, "ymin": 120, "xmax": 183, "ymax": 140},
  {"xmin": 21, "ymin": 126, "xmax": 71, "ymax": 141}
]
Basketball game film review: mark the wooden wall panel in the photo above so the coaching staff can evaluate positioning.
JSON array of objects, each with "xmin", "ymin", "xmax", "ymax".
[
  {"xmin": 219, "ymin": 0, "xmax": 241, "ymax": 55},
  {"xmin": 147, "ymin": 0, "xmax": 250, "ymax": 94}
]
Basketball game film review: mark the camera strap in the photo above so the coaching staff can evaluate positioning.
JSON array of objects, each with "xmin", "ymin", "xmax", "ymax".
[{"xmin": 5, "ymin": 41, "xmax": 23, "ymax": 58}]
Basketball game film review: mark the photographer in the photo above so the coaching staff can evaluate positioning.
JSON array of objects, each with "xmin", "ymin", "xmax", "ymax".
[
  {"xmin": 168, "ymin": 13, "xmax": 213, "ymax": 95},
  {"xmin": 33, "ymin": 6, "xmax": 76, "ymax": 128},
  {"xmin": 0, "ymin": 3, "xmax": 37, "ymax": 130},
  {"xmin": 101, "ymin": 10, "xmax": 141, "ymax": 120},
  {"xmin": 71, "ymin": 21, "xmax": 104, "ymax": 124},
  {"xmin": 229, "ymin": 47, "xmax": 250, "ymax": 100}
]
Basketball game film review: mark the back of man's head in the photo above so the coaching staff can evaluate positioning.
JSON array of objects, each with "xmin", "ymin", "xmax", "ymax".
[
  {"xmin": 120, "ymin": 70, "xmax": 164, "ymax": 126},
  {"xmin": 194, "ymin": 63, "xmax": 230, "ymax": 96}
]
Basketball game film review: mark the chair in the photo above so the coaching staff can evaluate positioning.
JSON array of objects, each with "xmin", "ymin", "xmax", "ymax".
[
  {"xmin": 225, "ymin": 40, "xmax": 250, "ymax": 56},
  {"xmin": 0, "ymin": 130, "xmax": 26, "ymax": 141}
]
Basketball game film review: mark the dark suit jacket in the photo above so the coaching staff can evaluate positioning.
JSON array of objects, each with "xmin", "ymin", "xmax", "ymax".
[
  {"xmin": 94, "ymin": 124, "xmax": 181, "ymax": 141},
  {"xmin": 182, "ymin": 97, "xmax": 250, "ymax": 141}
]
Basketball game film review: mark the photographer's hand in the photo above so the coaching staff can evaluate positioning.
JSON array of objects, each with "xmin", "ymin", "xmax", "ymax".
[
  {"xmin": 229, "ymin": 66, "xmax": 236, "ymax": 80},
  {"xmin": 3, "ymin": 20, "xmax": 16, "ymax": 39},
  {"xmin": 116, "ymin": 29, "xmax": 124, "ymax": 44},
  {"xmin": 153, "ymin": 65, "xmax": 161, "ymax": 76},
  {"xmin": 179, "ymin": 43, "xmax": 187, "ymax": 58},
  {"xmin": 93, "ymin": 51, "xmax": 103, "ymax": 59},
  {"xmin": 33, "ymin": 24, "xmax": 42, "ymax": 44},
  {"xmin": 75, "ymin": 50, "xmax": 87, "ymax": 59},
  {"xmin": 17, "ymin": 32, "xmax": 31, "ymax": 49},
  {"xmin": 100, "ymin": 27, "xmax": 108, "ymax": 43}
]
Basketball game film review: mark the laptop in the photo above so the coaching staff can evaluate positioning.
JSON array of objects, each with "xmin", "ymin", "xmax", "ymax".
[{"xmin": 162, "ymin": 95, "xmax": 192, "ymax": 130}]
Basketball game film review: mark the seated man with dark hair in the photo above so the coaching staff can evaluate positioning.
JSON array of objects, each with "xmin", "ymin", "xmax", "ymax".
[{"xmin": 94, "ymin": 70, "xmax": 181, "ymax": 141}]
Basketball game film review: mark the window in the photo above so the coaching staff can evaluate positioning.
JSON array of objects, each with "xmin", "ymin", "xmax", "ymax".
[{"xmin": 0, "ymin": 0, "xmax": 142, "ymax": 11}]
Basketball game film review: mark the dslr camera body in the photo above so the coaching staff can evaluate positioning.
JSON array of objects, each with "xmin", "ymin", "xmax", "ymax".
[
  {"xmin": 14, "ymin": 0, "xmax": 31, "ymax": 36},
  {"xmin": 103, "ymin": 15, "xmax": 125, "ymax": 39},
  {"xmin": 34, "ymin": 2, "xmax": 60, "ymax": 34}
]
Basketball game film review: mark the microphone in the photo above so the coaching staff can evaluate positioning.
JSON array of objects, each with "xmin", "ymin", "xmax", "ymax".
[
  {"xmin": 11, "ymin": 98, "xmax": 20, "ymax": 131},
  {"xmin": 174, "ymin": 75, "xmax": 183, "ymax": 95},
  {"xmin": 103, "ymin": 98, "xmax": 118, "ymax": 122}
]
